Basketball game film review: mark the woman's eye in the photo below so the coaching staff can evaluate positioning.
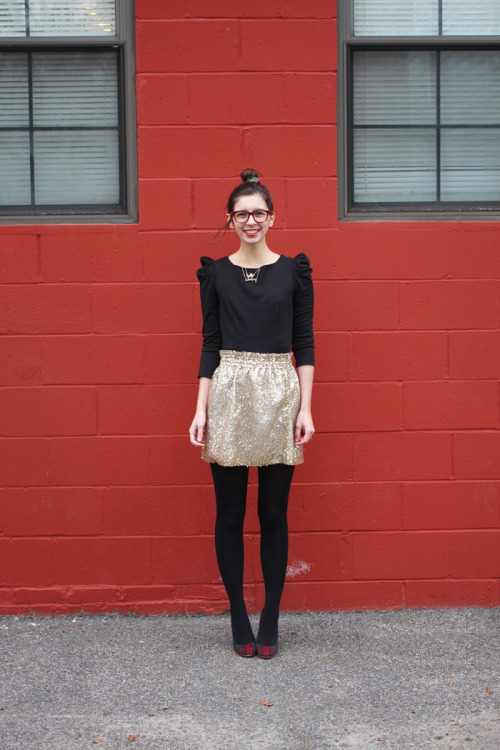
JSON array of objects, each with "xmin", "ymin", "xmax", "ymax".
[
  {"xmin": 254, "ymin": 211, "xmax": 267, "ymax": 221},
  {"xmin": 235, "ymin": 212, "xmax": 248, "ymax": 221}
]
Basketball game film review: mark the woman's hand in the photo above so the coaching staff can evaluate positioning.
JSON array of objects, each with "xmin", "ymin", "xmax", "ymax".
[
  {"xmin": 189, "ymin": 410, "xmax": 206, "ymax": 446},
  {"xmin": 295, "ymin": 409, "xmax": 315, "ymax": 445}
]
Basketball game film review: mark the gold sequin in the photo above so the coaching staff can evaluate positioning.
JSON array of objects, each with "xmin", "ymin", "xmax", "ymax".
[{"xmin": 202, "ymin": 350, "xmax": 303, "ymax": 467}]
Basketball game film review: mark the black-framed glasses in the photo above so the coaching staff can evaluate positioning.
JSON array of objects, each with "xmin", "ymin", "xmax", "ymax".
[{"xmin": 229, "ymin": 209, "xmax": 273, "ymax": 224}]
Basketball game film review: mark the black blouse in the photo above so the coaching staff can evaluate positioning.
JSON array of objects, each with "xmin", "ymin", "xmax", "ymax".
[{"xmin": 197, "ymin": 253, "xmax": 315, "ymax": 379}]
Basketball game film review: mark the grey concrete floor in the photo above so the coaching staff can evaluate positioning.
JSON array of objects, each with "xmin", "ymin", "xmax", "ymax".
[{"xmin": 0, "ymin": 609, "xmax": 499, "ymax": 749}]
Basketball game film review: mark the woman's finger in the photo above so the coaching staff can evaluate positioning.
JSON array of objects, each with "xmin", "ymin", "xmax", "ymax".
[
  {"xmin": 188, "ymin": 420, "xmax": 205, "ymax": 446},
  {"xmin": 295, "ymin": 423, "xmax": 315, "ymax": 445},
  {"xmin": 295, "ymin": 427, "xmax": 305, "ymax": 445}
]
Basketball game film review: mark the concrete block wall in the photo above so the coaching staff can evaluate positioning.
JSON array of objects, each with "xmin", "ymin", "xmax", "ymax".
[{"xmin": 0, "ymin": 0, "xmax": 499, "ymax": 613}]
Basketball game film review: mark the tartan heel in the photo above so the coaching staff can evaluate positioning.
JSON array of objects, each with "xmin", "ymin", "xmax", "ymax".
[
  {"xmin": 233, "ymin": 638, "xmax": 257, "ymax": 657},
  {"xmin": 256, "ymin": 612, "xmax": 279, "ymax": 659},
  {"xmin": 256, "ymin": 641, "xmax": 278, "ymax": 659}
]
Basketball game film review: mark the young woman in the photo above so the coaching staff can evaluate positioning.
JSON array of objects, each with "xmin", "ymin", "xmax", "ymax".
[{"xmin": 189, "ymin": 169, "xmax": 314, "ymax": 659}]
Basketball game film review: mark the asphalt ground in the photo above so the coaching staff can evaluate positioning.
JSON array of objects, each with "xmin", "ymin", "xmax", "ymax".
[{"xmin": 0, "ymin": 609, "xmax": 499, "ymax": 750}]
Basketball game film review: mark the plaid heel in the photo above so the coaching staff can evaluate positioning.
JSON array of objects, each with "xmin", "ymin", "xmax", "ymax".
[
  {"xmin": 233, "ymin": 639, "xmax": 257, "ymax": 657},
  {"xmin": 256, "ymin": 642, "xmax": 278, "ymax": 659},
  {"xmin": 256, "ymin": 612, "xmax": 279, "ymax": 659}
]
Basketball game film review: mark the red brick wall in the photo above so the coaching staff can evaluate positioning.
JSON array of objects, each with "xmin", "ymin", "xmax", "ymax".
[{"xmin": 0, "ymin": 0, "xmax": 499, "ymax": 614}]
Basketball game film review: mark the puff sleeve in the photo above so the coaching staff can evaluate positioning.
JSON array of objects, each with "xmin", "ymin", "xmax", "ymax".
[
  {"xmin": 197, "ymin": 257, "xmax": 222, "ymax": 378},
  {"xmin": 291, "ymin": 253, "xmax": 315, "ymax": 367}
]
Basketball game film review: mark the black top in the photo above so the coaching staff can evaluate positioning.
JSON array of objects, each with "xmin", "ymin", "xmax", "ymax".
[{"xmin": 197, "ymin": 253, "xmax": 315, "ymax": 379}]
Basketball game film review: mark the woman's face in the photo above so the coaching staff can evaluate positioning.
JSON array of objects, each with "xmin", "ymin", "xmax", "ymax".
[{"xmin": 229, "ymin": 193, "xmax": 274, "ymax": 246}]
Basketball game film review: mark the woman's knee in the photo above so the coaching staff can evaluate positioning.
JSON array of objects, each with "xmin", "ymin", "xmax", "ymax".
[
  {"xmin": 216, "ymin": 506, "xmax": 246, "ymax": 533},
  {"xmin": 257, "ymin": 504, "xmax": 287, "ymax": 531}
]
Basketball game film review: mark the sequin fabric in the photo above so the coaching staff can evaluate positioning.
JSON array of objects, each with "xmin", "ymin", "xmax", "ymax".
[{"xmin": 202, "ymin": 350, "xmax": 303, "ymax": 467}]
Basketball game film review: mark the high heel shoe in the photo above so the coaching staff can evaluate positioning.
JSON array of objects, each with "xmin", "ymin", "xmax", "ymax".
[
  {"xmin": 233, "ymin": 638, "xmax": 256, "ymax": 657},
  {"xmin": 256, "ymin": 613, "xmax": 278, "ymax": 659},
  {"xmin": 230, "ymin": 610, "xmax": 256, "ymax": 657},
  {"xmin": 256, "ymin": 640, "xmax": 278, "ymax": 659}
]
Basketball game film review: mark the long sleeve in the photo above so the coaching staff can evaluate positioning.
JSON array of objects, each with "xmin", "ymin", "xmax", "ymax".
[
  {"xmin": 291, "ymin": 253, "xmax": 315, "ymax": 367},
  {"xmin": 197, "ymin": 257, "xmax": 222, "ymax": 378}
]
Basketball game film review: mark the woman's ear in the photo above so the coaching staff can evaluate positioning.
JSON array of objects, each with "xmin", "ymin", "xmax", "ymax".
[
  {"xmin": 226, "ymin": 213, "xmax": 233, "ymax": 229},
  {"xmin": 270, "ymin": 212, "xmax": 275, "ymax": 227}
]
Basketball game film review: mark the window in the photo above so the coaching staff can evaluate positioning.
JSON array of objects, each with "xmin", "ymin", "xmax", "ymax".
[
  {"xmin": 0, "ymin": 0, "xmax": 137, "ymax": 223},
  {"xmin": 338, "ymin": 0, "xmax": 500, "ymax": 219}
]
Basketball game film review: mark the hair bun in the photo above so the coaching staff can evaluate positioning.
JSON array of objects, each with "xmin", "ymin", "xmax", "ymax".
[{"xmin": 240, "ymin": 168, "xmax": 261, "ymax": 183}]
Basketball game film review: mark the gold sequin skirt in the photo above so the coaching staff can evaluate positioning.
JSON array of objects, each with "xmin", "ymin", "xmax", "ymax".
[{"xmin": 202, "ymin": 350, "xmax": 303, "ymax": 467}]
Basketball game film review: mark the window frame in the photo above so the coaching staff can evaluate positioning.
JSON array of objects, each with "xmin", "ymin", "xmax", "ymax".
[
  {"xmin": 337, "ymin": 1, "xmax": 500, "ymax": 221},
  {"xmin": 0, "ymin": 0, "xmax": 137, "ymax": 224}
]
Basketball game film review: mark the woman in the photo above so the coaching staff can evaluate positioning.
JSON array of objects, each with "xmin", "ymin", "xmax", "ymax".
[{"xmin": 189, "ymin": 169, "xmax": 314, "ymax": 659}]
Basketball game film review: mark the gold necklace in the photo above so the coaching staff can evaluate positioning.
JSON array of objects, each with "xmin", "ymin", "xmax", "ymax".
[{"xmin": 241, "ymin": 266, "xmax": 260, "ymax": 283}]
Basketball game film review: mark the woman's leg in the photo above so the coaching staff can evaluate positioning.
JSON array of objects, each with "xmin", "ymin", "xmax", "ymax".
[
  {"xmin": 210, "ymin": 462, "xmax": 254, "ymax": 644},
  {"xmin": 257, "ymin": 463, "xmax": 295, "ymax": 645}
]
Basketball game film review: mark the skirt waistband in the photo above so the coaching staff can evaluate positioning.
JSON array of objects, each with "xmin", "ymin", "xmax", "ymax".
[{"xmin": 219, "ymin": 350, "xmax": 293, "ymax": 367}]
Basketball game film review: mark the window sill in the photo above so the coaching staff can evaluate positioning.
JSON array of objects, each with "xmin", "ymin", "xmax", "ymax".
[
  {"xmin": 340, "ymin": 208, "xmax": 500, "ymax": 222},
  {"xmin": 0, "ymin": 211, "xmax": 138, "ymax": 225}
]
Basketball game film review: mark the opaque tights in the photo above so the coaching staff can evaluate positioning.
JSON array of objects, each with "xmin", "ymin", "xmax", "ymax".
[{"xmin": 210, "ymin": 462, "xmax": 295, "ymax": 646}]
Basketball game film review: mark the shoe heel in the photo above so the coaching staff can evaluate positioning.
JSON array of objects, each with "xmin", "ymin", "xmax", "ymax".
[
  {"xmin": 256, "ymin": 612, "xmax": 278, "ymax": 659},
  {"xmin": 233, "ymin": 639, "xmax": 256, "ymax": 657},
  {"xmin": 256, "ymin": 642, "xmax": 278, "ymax": 659}
]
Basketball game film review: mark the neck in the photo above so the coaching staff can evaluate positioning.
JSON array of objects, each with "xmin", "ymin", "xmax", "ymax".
[{"xmin": 236, "ymin": 241, "xmax": 273, "ymax": 267}]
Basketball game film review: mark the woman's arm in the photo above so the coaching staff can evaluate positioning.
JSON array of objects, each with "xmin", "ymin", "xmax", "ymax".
[
  {"xmin": 295, "ymin": 364, "xmax": 315, "ymax": 445},
  {"xmin": 292, "ymin": 254, "xmax": 314, "ymax": 446},
  {"xmin": 191, "ymin": 258, "xmax": 220, "ymax": 447},
  {"xmin": 189, "ymin": 377, "xmax": 211, "ymax": 446}
]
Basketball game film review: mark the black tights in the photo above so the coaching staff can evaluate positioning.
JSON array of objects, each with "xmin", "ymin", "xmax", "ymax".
[{"xmin": 210, "ymin": 462, "xmax": 295, "ymax": 646}]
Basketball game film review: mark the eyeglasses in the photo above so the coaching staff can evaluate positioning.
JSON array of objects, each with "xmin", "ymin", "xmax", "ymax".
[{"xmin": 229, "ymin": 209, "xmax": 273, "ymax": 224}]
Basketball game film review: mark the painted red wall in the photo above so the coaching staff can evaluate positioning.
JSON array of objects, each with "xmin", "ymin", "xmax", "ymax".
[{"xmin": 0, "ymin": 0, "xmax": 499, "ymax": 614}]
